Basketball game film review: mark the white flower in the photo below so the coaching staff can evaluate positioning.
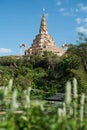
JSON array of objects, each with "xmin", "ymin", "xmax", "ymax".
[
  {"xmin": 4, "ymin": 87, "xmax": 8, "ymax": 97},
  {"xmin": 8, "ymin": 79, "xmax": 13, "ymax": 91},
  {"xmin": 63, "ymin": 102, "xmax": 66, "ymax": 116},
  {"xmin": 73, "ymin": 78, "xmax": 78, "ymax": 99},
  {"xmin": 80, "ymin": 93, "xmax": 85, "ymax": 122},
  {"xmin": 65, "ymin": 81, "xmax": 72, "ymax": 105},
  {"xmin": 80, "ymin": 93, "xmax": 85, "ymax": 105},
  {"xmin": 25, "ymin": 95, "xmax": 30, "ymax": 108},
  {"xmin": 11, "ymin": 89, "xmax": 18, "ymax": 111}
]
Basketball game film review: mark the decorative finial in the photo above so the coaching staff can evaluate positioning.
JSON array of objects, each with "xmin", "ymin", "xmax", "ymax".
[
  {"xmin": 39, "ymin": 9, "xmax": 48, "ymax": 34},
  {"xmin": 62, "ymin": 41, "xmax": 68, "ymax": 50},
  {"xmin": 42, "ymin": 8, "xmax": 45, "ymax": 14}
]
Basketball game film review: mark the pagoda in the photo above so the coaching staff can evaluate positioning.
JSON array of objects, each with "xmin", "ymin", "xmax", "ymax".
[{"xmin": 26, "ymin": 14, "xmax": 65, "ymax": 56}]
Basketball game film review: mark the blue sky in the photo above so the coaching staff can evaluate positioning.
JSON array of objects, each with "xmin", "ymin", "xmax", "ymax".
[{"xmin": 0, "ymin": 0, "xmax": 87, "ymax": 56}]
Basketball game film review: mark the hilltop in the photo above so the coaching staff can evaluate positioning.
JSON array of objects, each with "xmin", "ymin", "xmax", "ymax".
[{"xmin": 0, "ymin": 39, "xmax": 87, "ymax": 97}]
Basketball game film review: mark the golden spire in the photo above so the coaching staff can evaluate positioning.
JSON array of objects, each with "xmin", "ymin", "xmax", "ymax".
[{"xmin": 39, "ymin": 13, "xmax": 48, "ymax": 34}]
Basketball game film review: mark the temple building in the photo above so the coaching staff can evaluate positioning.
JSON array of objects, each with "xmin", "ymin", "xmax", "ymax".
[{"xmin": 25, "ymin": 14, "xmax": 65, "ymax": 56}]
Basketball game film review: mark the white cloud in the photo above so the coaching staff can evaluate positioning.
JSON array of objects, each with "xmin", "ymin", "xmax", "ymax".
[
  {"xmin": 76, "ymin": 18, "xmax": 87, "ymax": 24},
  {"xmin": 62, "ymin": 12, "xmax": 76, "ymax": 16},
  {"xmin": 56, "ymin": 0, "xmax": 62, "ymax": 6},
  {"xmin": 70, "ymin": 8, "xmax": 74, "ymax": 12},
  {"xmin": 0, "ymin": 48, "xmax": 12, "ymax": 53},
  {"xmin": 62, "ymin": 12, "xmax": 70, "ymax": 16},
  {"xmin": 57, "ymin": 6, "xmax": 76, "ymax": 17},
  {"xmin": 75, "ymin": 8, "xmax": 79, "ymax": 12},
  {"xmin": 78, "ymin": 3, "xmax": 84, "ymax": 7},
  {"xmin": 56, "ymin": 0, "xmax": 76, "ymax": 17},
  {"xmin": 77, "ymin": 3, "xmax": 87, "ymax": 13},
  {"xmin": 83, "ymin": 18, "xmax": 87, "ymax": 23},
  {"xmin": 76, "ymin": 26, "xmax": 87, "ymax": 34},
  {"xmin": 76, "ymin": 18, "xmax": 82, "ymax": 24},
  {"xmin": 58, "ymin": 8, "xmax": 65, "ymax": 12}
]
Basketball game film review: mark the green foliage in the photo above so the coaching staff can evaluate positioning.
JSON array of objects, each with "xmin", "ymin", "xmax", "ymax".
[
  {"xmin": 0, "ymin": 36, "xmax": 87, "ymax": 95},
  {"xmin": 0, "ymin": 78, "xmax": 87, "ymax": 129},
  {"xmin": 66, "ymin": 35, "xmax": 87, "ymax": 93}
]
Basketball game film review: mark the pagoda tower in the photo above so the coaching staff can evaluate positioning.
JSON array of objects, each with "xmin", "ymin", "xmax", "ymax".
[{"xmin": 27, "ymin": 14, "xmax": 65, "ymax": 56}]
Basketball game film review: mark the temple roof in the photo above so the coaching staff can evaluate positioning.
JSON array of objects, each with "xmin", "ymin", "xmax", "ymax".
[
  {"xmin": 26, "ymin": 14, "xmax": 65, "ymax": 56},
  {"xmin": 45, "ymin": 93, "xmax": 64, "ymax": 101}
]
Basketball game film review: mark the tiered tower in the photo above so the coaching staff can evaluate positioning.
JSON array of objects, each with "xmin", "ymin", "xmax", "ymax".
[{"xmin": 27, "ymin": 14, "xmax": 65, "ymax": 56}]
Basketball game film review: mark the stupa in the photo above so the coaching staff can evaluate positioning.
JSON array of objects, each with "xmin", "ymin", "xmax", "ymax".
[{"xmin": 26, "ymin": 14, "xmax": 65, "ymax": 56}]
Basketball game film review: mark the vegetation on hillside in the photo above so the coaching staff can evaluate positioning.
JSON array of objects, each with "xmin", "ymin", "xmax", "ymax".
[{"xmin": 0, "ymin": 33, "xmax": 87, "ymax": 96}]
